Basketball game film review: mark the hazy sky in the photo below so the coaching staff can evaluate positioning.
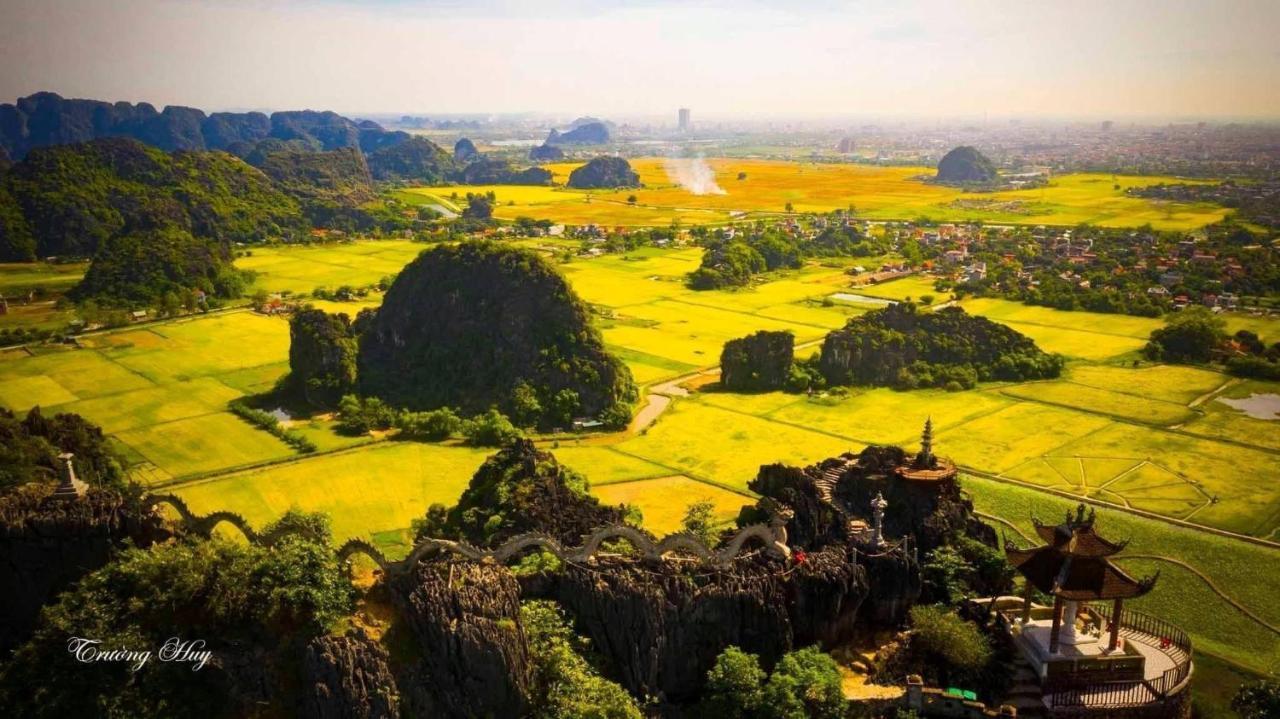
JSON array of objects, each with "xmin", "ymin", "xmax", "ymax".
[{"xmin": 1, "ymin": 0, "xmax": 1278, "ymax": 119}]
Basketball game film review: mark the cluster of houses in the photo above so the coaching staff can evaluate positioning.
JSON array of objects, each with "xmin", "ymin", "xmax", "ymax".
[{"xmin": 888, "ymin": 219, "xmax": 1273, "ymax": 315}]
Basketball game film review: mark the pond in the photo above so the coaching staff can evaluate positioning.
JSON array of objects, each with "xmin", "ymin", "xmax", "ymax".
[
  {"xmin": 1216, "ymin": 393, "xmax": 1280, "ymax": 420},
  {"xmin": 829, "ymin": 293, "xmax": 897, "ymax": 307}
]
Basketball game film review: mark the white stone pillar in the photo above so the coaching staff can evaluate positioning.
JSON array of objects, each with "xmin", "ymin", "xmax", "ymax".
[{"xmin": 1059, "ymin": 600, "xmax": 1090, "ymax": 646}]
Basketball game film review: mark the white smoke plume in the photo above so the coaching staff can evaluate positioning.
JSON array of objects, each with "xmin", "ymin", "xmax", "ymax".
[{"xmin": 663, "ymin": 155, "xmax": 726, "ymax": 195}]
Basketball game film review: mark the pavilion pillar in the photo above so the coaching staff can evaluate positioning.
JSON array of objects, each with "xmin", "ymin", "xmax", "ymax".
[
  {"xmin": 1108, "ymin": 598, "xmax": 1123, "ymax": 652},
  {"xmin": 1020, "ymin": 581, "xmax": 1034, "ymax": 625},
  {"xmin": 1048, "ymin": 595, "xmax": 1064, "ymax": 654}
]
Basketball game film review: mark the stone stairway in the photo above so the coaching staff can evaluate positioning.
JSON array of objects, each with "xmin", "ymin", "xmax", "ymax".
[
  {"xmin": 1000, "ymin": 653, "xmax": 1046, "ymax": 718},
  {"xmin": 813, "ymin": 459, "xmax": 871, "ymax": 540}
]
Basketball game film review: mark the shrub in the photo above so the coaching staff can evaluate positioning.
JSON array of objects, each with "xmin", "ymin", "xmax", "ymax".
[
  {"xmin": 396, "ymin": 407, "xmax": 462, "ymax": 441},
  {"xmin": 522, "ymin": 600, "xmax": 642, "ymax": 719},
  {"xmin": 1232, "ymin": 680, "xmax": 1280, "ymax": 719},
  {"xmin": 701, "ymin": 646, "xmax": 765, "ymax": 718},
  {"xmin": 462, "ymin": 408, "xmax": 523, "ymax": 447},
  {"xmin": 761, "ymin": 646, "xmax": 846, "ymax": 719},
  {"xmin": 909, "ymin": 605, "xmax": 992, "ymax": 672},
  {"xmin": 336, "ymin": 394, "xmax": 397, "ymax": 434},
  {"xmin": 229, "ymin": 401, "xmax": 317, "ymax": 453}
]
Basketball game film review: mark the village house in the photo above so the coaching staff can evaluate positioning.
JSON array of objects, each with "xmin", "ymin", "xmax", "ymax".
[{"xmin": 961, "ymin": 262, "xmax": 988, "ymax": 284}]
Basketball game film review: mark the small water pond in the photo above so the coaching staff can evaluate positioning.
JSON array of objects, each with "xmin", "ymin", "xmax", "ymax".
[
  {"xmin": 1216, "ymin": 393, "xmax": 1280, "ymax": 420},
  {"xmin": 829, "ymin": 293, "xmax": 896, "ymax": 306}
]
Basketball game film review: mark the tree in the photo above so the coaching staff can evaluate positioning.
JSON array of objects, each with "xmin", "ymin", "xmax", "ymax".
[
  {"xmin": 761, "ymin": 646, "xmax": 845, "ymax": 719},
  {"xmin": 462, "ymin": 192, "xmax": 494, "ymax": 220},
  {"xmin": 680, "ymin": 499, "xmax": 719, "ymax": 546},
  {"xmin": 461, "ymin": 408, "xmax": 523, "ymax": 447},
  {"xmin": 701, "ymin": 646, "xmax": 765, "ymax": 718},
  {"xmin": 0, "ymin": 511, "xmax": 353, "ymax": 718},
  {"xmin": 1144, "ymin": 307, "xmax": 1226, "ymax": 363}
]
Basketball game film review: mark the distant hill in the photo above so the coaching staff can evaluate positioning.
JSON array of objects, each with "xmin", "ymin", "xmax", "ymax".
[
  {"xmin": 454, "ymin": 137, "xmax": 479, "ymax": 162},
  {"xmin": 934, "ymin": 146, "xmax": 998, "ymax": 184},
  {"xmin": 566, "ymin": 156, "xmax": 639, "ymax": 189},
  {"xmin": 68, "ymin": 226, "xmax": 237, "ymax": 305},
  {"xmin": 546, "ymin": 121, "xmax": 610, "ymax": 145},
  {"xmin": 455, "ymin": 158, "xmax": 552, "ymax": 185},
  {"xmin": 248, "ymin": 145, "xmax": 375, "ymax": 206},
  {"xmin": 366, "ymin": 136, "xmax": 454, "ymax": 183},
  {"xmin": 358, "ymin": 241, "xmax": 636, "ymax": 428},
  {"xmin": 0, "ymin": 92, "xmax": 453, "ymax": 184},
  {"xmin": 0, "ymin": 137, "xmax": 302, "ymax": 261},
  {"xmin": 529, "ymin": 144, "xmax": 564, "ymax": 162}
]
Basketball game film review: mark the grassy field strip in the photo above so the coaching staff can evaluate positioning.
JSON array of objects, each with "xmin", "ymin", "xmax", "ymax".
[
  {"xmin": 604, "ymin": 445, "xmax": 764, "ymax": 499},
  {"xmin": 964, "ymin": 465, "xmax": 1278, "ymax": 551},
  {"xmin": 666, "ymin": 297, "xmax": 842, "ymax": 332},
  {"xmin": 1117, "ymin": 555, "xmax": 1280, "ymax": 636}
]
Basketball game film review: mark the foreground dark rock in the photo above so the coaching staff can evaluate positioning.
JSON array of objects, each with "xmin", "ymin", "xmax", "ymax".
[
  {"xmin": 303, "ymin": 630, "xmax": 400, "ymax": 719},
  {"xmin": 389, "ymin": 561, "xmax": 532, "ymax": 718},
  {"xmin": 0, "ymin": 485, "xmax": 167, "ymax": 651},
  {"xmin": 527, "ymin": 547, "xmax": 864, "ymax": 703}
]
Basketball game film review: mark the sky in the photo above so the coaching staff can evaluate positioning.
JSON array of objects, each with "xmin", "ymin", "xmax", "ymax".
[{"xmin": 1, "ymin": 0, "xmax": 1278, "ymax": 120}]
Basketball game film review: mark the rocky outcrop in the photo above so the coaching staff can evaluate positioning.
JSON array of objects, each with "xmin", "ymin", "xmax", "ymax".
[
  {"xmin": 543, "ymin": 549, "xmax": 865, "ymax": 703},
  {"xmin": 934, "ymin": 146, "xmax": 998, "ymax": 184},
  {"xmin": 546, "ymin": 121, "xmax": 610, "ymax": 145},
  {"xmin": 366, "ymin": 136, "xmax": 453, "ymax": 184},
  {"xmin": 303, "ymin": 630, "xmax": 400, "ymax": 719},
  {"xmin": 0, "ymin": 92, "xmax": 416, "ymax": 160},
  {"xmin": 831, "ymin": 445, "xmax": 994, "ymax": 553},
  {"xmin": 357, "ymin": 241, "xmax": 636, "ymax": 426},
  {"xmin": 453, "ymin": 137, "xmax": 479, "ymax": 162},
  {"xmin": 441, "ymin": 439, "xmax": 626, "ymax": 547},
  {"xmin": 455, "ymin": 158, "xmax": 552, "ymax": 185},
  {"xmin": 567, "ymin": 156, "xmax": 639, "ymax": 189},
  {"xmin": 529, "ymin": 143, "xmax": 564, "ymax": 162},
  {"xmin": 0, "ymin": 485, "xmax": 168, "ymax": 651},
  {"xmin": 720, "ymin": 330, "xmax": 796, "ymax": 391},
  {"xmin": 389, "ymin": 561, "xmax": 531, "ymax": 718}
]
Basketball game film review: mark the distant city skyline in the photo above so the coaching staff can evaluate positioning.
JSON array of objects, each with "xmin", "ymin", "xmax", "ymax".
[{"xmin": 1, "ymin": 0, "xmax": 1278, "ymax": 120}]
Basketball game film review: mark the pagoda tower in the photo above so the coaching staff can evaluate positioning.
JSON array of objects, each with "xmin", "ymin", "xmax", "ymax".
[{"xmin": 894, "ymin": 418, "xmax": 956, "ymax": 481}]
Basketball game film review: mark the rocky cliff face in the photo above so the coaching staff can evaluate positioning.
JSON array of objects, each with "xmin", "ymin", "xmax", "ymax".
[
  {"xmin": 0, "ymin": 92, "xmax": 451, "ymax": 183},
  {"xmin": 303, "ymin": 630, "xmax": 401, "ymax": 719},
  {"xmin": 0, "ymin": 485, "xmax": 168, "ymax": 651},
  {"xmin": 831, "ymin": 445, "xmax": 996, "ymax": 553},
  {"xmin": 389, "ymin": 561, "xmax": 532, "ymax": 718},
  {"xmin": 539, "ymin": 548, "xmax": 866, "ymax": 703}
]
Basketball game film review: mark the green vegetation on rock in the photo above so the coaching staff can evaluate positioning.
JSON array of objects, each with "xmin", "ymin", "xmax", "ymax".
[
  {"xmin": 934, "ymin": 146, "xmax": 998, "ymax": 185},
  {"xmin": 566, "ymin": 156, "xmax": 639, "ymax": 189},
  {"xmin": 819, "ymin": 303, "xmax": 1064, "ymax": 390},
  {"xmin": 357, "ymin": 241, "xmax": 636, "ymax": 428}
]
